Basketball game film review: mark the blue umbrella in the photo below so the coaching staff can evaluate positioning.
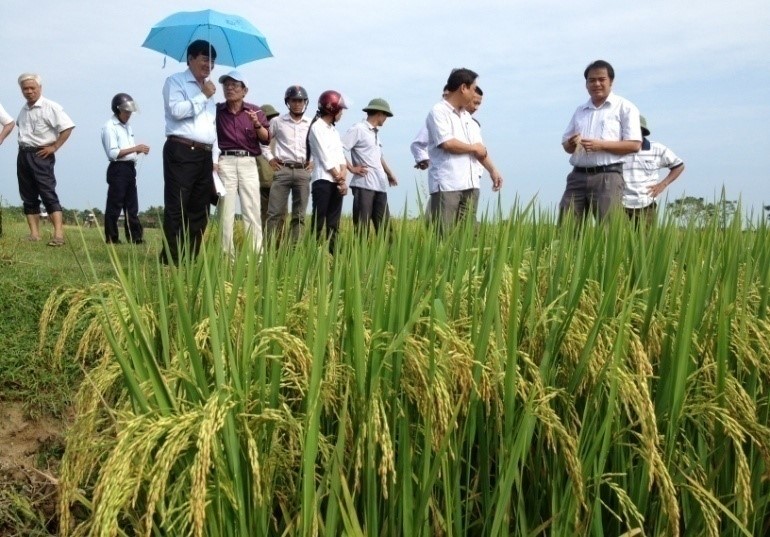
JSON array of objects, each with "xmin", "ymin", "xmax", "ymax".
[{"xmin": 141, "ymin": 9, "xmax": 272, "ymax": 67}]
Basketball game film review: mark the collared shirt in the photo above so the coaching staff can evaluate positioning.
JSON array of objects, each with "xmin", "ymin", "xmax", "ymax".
[
  {"xmin": 410, "ymin": 125, "xmax": 429, "ymax": 163},
  {"xmin": 426, "ymin": 99, "xmax": 475, "ymax": 194},
  {"xmin": 262, "ymin": 113, "xmax": 312, "ymax": 164},
  {"xmin": 467, "ymin": 118, "xmax": 484, "ymax": 188},
  {"xmin": 16, "ymin": 96, "xmax": 75, "ymax": 147},
  {"xmin": 215, "ymin": 101, "xmax": 269, "ymax": 155},
  {"xmin": 308, "ymin": 119, "xmax": 345, "ymax": 183},
  {"xmin": 343, "ymin": 119, "xmax": 388, "ymax": 192},
  {"xmin": 622, "ymin": 138, "xmax": 684, "ymax": 209},
  {"xmin": 101, "ymin": 115, "xmax": 137, "ymax": 162},
  {"xmin": 0, "ymin": 103, "xmax": 12, "ymax": 127},
  {"xmin": 562, "ymin": 92, "xmax": 640, "ymax": 167},
  {"xmin": 163, "ymin": 68, "xmax": 217, "ymax": 145}
]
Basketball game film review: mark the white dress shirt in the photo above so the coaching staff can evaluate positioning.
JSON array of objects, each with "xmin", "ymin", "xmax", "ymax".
[
  {"xmin": 622, "ymin": 139, "xmax": 684, "ymax": 209},
  {"xmin": 262, "ymin": 113, "xmax": 312, "ymax": 164},
  {"xmin": 343, "ymin": 120, "xmax": 388, "ymax": 192},
  {"xmin": 561, "ymin": 92, "xmax": 640, "ymax": 167},
  {"xmin": 410, "ymin": 125, "xmax": 429, "ymax": 163},
  {"xmin": 101, "ymin": 115, "xmax": 137, "ymax": 162},
  {"xmin": 163, "ymin": 69, "xmax": 216, "ymax": 145},
  {"xmin": 308, "ymin": 119, "xmax": 345, "ymax": 183},
  {"xmin": 0, "ymin": 103, "xmax": 12, "ymax": 127},
  {"xmin": 426, "ymin": 100, "xmax": 475, "ymax": 194},
  {"xmin": 467, "ymin": 118, "xmax": 484, "ymax": 189},
  {"xmin": 16, "ymin": 96, "xmax": 75, "ymax": 147}
]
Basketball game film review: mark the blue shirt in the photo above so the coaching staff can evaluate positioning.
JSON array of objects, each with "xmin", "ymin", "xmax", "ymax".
[
  {"xmin": 101, "ymin": 115, "xmax": 137, "ymax": 162},
  {"xmin": 162, "ymin": 69, "xmax": 217, "ymax": 145}
]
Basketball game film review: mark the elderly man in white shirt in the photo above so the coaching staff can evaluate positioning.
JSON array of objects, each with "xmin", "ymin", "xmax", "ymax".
[
  {"xmin": 343, "ymin": 98, "xmax": 398, "ymax": 234},
  {"xmin": 161, "ymin": 39, "xmax": 218, "ymax": 265},
  {"xmin": 15, "ymin": 73, "xmax": 75, "ymax": 246},
  {"xmin": 425, "ymin": 69, "xmax": 501, "ymax": 232},
  {"xmin": 101, "ymin": 93, "xmax": 150, "ymax": 244},
  {"xmin": 263, "ymin": 85, "xmax": 314, "ymax": 243},
  {"xmin": 560, "ymin": 59, "xmax": 641, "ymax": 223}
]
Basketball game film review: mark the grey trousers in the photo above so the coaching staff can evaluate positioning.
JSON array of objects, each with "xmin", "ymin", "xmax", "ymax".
[
  {"xmin": 429, "ymin": 188, "xmax": 479, "ymax": 233},
  {"xmin": 266, "ymin": 167, "xmax": 310, "ymax": 242},
  {"xmin": 558, "ymin": 169, "xmax": 623, "ymax": 222},
  {"xmin": 352, "ymin": 186, "xmax": 389, "ymax": 233}
]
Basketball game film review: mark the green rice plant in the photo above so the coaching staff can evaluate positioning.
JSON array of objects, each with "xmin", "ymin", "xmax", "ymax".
[{"xmin": 46, "ymin": 205, "xmax": 770, "ymax": 536}]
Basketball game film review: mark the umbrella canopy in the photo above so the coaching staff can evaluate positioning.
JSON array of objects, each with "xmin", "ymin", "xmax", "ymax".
[{"xmin": 141, "ymin": 9, "xmax": 272, "ymax": 67}]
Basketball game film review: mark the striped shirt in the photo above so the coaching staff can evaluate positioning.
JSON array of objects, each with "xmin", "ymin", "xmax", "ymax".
[{"xmin": 622, "ymin": 138, "xmax": 683, "ymax": 208}]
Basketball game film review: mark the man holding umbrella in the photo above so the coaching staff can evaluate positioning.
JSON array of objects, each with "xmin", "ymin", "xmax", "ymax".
[{"xmin": 161, "ymin": 39, "xmax": 218, "ymax": 264}]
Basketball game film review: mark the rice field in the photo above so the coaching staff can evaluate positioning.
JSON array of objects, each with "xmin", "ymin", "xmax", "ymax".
[{"xmin": 44, "ymin": 207, "xmax": 770, "ymax": 536}]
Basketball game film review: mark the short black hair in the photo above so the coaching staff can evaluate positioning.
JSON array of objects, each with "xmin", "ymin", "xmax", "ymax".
[
  {"xmin": 474, "ymin": 86, "xmax": 483, "ymax": 96},
  {"xmin": 584, "ymin": 60, "xmax": 614, "ymax": 81},
  {"xmin": 445, "ymin": 68, "xmax": 478, "ymax": 92},
  {"xmin": 187, "ymin": 40, "xmax": 217, "ymax": 63}
]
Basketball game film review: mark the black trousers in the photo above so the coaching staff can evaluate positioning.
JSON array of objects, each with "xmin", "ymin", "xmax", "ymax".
[
  {"xmin": 161, "ymin": 139, "xmax": 213, "ymax": 264},
  {"xmin": 17, "ymin": 150, "xmax": 62, "ymax": 214},
  {"xmin": 105, "ymin": 161, "xmax": 142, "ymax": 242},
  {"xmin": 351, "ymin": 186, "xmax": 389, "ymax": 233},
  {"xmin": 311, "ymin": 180, "xmax": 343, "ymax": 253}
]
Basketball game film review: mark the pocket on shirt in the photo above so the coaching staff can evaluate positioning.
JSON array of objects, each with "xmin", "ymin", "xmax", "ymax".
[{"xmin": 600, "ymin": 117, "xmax": 620, "ymax": 139}]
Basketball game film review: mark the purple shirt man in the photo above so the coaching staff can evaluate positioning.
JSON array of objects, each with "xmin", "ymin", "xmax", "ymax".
[{"xmin": 215, "ymin": 70, "xmax": 270, "ymax": 254}]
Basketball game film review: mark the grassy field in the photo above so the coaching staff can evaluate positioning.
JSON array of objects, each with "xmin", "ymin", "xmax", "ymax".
[
  {"xmin": 2, "ymin": 208, "xmax": 770, "ymax": 536},
  {"xmin": 0, "ymin": 216, "xmax": 163, "ymax": 534}
]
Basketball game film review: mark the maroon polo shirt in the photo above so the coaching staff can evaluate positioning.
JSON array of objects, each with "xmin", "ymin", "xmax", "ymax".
[{"xmin": 215, "ymin": 102, "xmax": 270, "ymax": 154}]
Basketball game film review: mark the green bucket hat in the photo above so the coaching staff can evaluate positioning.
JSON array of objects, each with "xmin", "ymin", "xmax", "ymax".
[
  {"xmin": 640, "ymin": 115, "xmax": 650, "ymax": 136},
  {"xmin": 261, "ymin": 104, "xmax": 280, "ymax": 119},
  {"xmin": 362, "ymin": 98, "xmax": 393, "ymax": 117}
]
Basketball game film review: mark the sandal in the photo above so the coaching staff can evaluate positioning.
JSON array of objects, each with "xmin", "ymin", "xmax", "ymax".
[{"xmin": 47, "ymin": 237, "xmax": 65, "ymax": 247}]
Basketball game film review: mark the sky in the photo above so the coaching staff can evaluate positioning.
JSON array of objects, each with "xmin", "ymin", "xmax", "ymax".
[{"xmin": 1, "ymin": 0, "xmax": 769, "ymax": 219}]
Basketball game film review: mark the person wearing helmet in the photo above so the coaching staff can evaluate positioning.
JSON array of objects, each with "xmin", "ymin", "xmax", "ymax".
[
  {"xmin": 214, "ymin": 70, "xmax": 271, "ymax": 255},
  {"xmin": 263, "ymin": 85, "xmax": 313, "ymax": 244},
  {"xmin": 425, "ymin": 68, "xmax": 498, "ymax": 233},
  {"xmin": 100, "ymin": 93, "xmax": 150, "ymax": 244},
  {"xmin": 256, "ymin": 104, "xmax": 280, "ymax": 233},
  {"xmin": 621, "ymin": 115, "xmax": 685, "ymax": 226},
  {"xmin": 307, "ymin": 90, "xmax": 350, "ymax": 253},
  {"xmin": 161, "ymin": 39, "xmax": 218, "ymax": 264},
  {"xmin": 343, "ymin": 98, "xmax": 398, "ymax": 234}
]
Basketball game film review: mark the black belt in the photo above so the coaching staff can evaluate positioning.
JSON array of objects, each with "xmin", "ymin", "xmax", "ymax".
[
  {"xmin": 19, "ymin": 145, "xmax": 42, "ymax": 152},
  {"xmin": 573, "ymin": 163, "xmax": 623, "ymax": 174},
  {"xmin": 110, "ymin": 160, "xmax": 136, "ymax": 166},
  {"xmin": 221, "ymin": 149, "xmax": 258, "ymax": 157},
  {"xmin": 281, "ymin": 161, "xmax": 306, "ymax": 169},
  {"xmin": 167, "ymin": 135, "xmax": 213, "ymax": 152}
]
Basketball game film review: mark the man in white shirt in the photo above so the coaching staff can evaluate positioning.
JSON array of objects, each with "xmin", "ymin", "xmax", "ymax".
[
  {"xmin": 560, "ymin": 59, "xmax": 641, "ymax": 223},
  {"xmin": 425, "ymin": 69, "xmax": 501, "ymax": 232},
  {"xmin": 343, "ymin": 98, "xmax": 398, "ymax": 234},
  {"xmin": 0, "ymin": 102, "xmax": 13, "ymax": 238},
  {"xmin": 308, "ymin": 90, "xmax": 350, "ymax": 253},
  {"xmin": 101, "ymin": 93, "xmax": 150, "ymax": 244},
  {"xmin": 622, "ymin": 115, "xmax": 685, "ymax": 225},
  {"xmin": 15, "ymin": 73, "xmax": 75, "ymax": 246},
  {"xmin": 161, "ymin": 39, "xmax": 217, "ymax": 264},
  {"xmin": 264, "ymin": 85, "xmax": 313, "ymax": 243},
  {"xmin": 0, "ymin": 102, "xmax": 14, "ymax": 146}
]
